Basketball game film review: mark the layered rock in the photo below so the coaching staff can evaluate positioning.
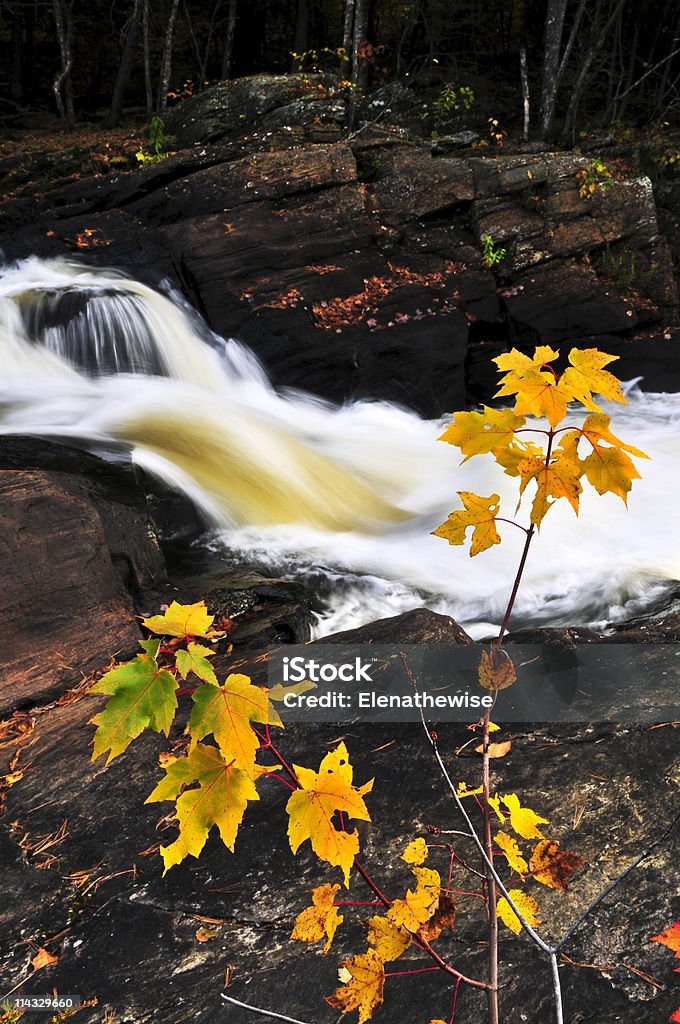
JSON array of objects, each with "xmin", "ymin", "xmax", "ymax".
[{"xmin": 1, "ymin": 76, "xmax": 678, "ymax": 415}]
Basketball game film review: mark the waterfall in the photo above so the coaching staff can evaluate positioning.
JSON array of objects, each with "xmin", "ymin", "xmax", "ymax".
[{"xmin": 2, "ymin": 256, "xmax": 679, "ymax": 638}]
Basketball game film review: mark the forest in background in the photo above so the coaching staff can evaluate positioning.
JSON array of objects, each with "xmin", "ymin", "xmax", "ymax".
[{"xmin": 0, "ymin": 0, "xmax": 679, "ymax": 144}]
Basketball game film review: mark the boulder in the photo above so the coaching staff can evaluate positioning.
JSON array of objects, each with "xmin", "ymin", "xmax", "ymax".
[
  {"xmin": 165, "ymin": 74, "xmax": 345, "ymax": 147},
  {"xmin": 0, "ymin": 439, "xmax": 166, "ymax": 713}
]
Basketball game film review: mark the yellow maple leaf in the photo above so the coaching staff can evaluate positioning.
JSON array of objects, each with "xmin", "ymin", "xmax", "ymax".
[
  {"xmin": 495, "ymin": 831, "xmax": 529, "ymax": 877},
  {"xmin": 500, "ymin": 793, "xmax": 548, "ymax": 840},
  {"xmin": 497, "ymin": 889, "xmax": 541, "ymax": 934},
  {"xmin": 286, "ymin": 742, "xmax": 373, "ymax": 886},
  {"xmin": 494, "ymin": 346, "xmax": 569, "ymax": 428},
  {"xmin": 494, "ymin": 438, "xmax": 545, "ymax": 478},
  {"xmin": 142, "ymin": 600, "xmax": 223, "ymax": 639},
  {"xmin": 456, "ymin": 781, "xmax": 483, "ymax": 798},
  {"xmin": 488, "ymin": 794, "xmax": 506, "ymax": 821},
  {"xmin": 517, "ymin": 435, "xmax": 583, "ymax": 527},
  {"xmin": 366, "ymin": 915, "xmax": 412, "ymax": 961},
  {"xmin": 401, "ymin": 837, "xmax": 428, "ymax": 865},
  {"xmin": 432, "ymin": 492, "xmax": 501, "ymax": 556},
  {"xmin": 145, "ymin": 742, "xmax": 259, "ymax": 872},
  {"xmin": 560, "ymin": 348, "xmax": 625, "ymax": 410},
  {"xmin": 438, "ymin": 407, "xmax": 525, "ymax": 461},
  {"xmin": 291, "ymin": 882, "xmax": 343, "ymax": 954},
  {"xmin": 188, "ymin": 674, "xmax": 282, "ymax": 778},
  {"xmin": 387, "ymin": 867, "xmax": 440, "ymax": 932},
  {"xmin": 478, "ymin": 648, "xmax": 517, "ymax": 691},
  {"xmin": 529, "ymin": 839, "xmax": 585, "ymax": 890},
  {"xmin": 326, "ymin": 951, "xmax": 385, "ymax": 1024}
]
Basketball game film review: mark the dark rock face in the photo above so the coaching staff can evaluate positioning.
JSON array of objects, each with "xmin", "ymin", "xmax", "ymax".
[
  {"xmin": 0, "ymin": 438, "xmax": 166, "ymax": 713},
  {"xmin": 165, "ymin": 73, "xmax": 345, "ymax": 146},
  {"xmin": 1, "ymin": 77, "xmax": 679, "ymax": 415}
]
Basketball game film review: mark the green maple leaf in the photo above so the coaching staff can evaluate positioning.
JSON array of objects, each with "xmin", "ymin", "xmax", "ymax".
[
  {"xmin": 189, "ymin": 673, "xmax": 282, "ymax": 776},
  {"xmin": 90, "ymin": 654, "xmax": 178, "ymax": 764},
  {"xmin": 145, "ymin": 742, "xmax": 259, "ymax": 872},
  {"xmin": 175, "ymin": 642, "xmax": 218, "ymax": 686}
]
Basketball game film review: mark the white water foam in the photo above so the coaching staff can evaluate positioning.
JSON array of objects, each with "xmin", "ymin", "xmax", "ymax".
[{"xmin": 1, "ymin": 256, "xmax": 679, "ymax": 638}]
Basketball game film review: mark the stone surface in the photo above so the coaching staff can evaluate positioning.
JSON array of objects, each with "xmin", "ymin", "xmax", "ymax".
[
  {"xmin": 0, "ymin": 439, "xmax": 166, "ymax": 713},
  {"xmin": 1, "ymin": 75, "xmax": 679, "ymax": 414},
  {"xmin": 0, "ymin": 675, "xmax": 676, "ymax": 1023}
]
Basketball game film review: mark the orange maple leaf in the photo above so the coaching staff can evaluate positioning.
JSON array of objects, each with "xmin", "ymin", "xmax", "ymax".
[{"xmin": 529, "ymin": 839, "xmax": 585, "ymax": 890}]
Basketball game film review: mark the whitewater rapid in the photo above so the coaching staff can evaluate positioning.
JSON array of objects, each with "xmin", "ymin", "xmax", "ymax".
[{"xmin": 1, "ymin": 256, "xmax": 679, "ymax": 638}]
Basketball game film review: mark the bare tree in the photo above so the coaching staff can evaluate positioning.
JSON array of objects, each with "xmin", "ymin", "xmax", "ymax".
[
  {"xmin": 108, "ymin": 0, "xmax": 143, "ymax": 127},
  {"xmin": 143, "ymin": 0, "xmax": 153, "ymax": 118},
  {"xmin": 349, "ymin": 0, "xmax": 367, "ymax": 124},
  {"xmin": 157, "ymin": 0, "xmax": 181, "ymax": 116},
  {"xmin": 221, "ymin": 0, "xmax": 238, "ymax": 79},
  {"xmin": 342, "ymin": 0, "xmax": 355, "ymax": 69},
  {"xmin": 184, "ymin": 0, "xmax": 223, "ymax": 87},
  {"xmin": 539, "ymin": 0, "xmax": 568, "ymax": 139},
  {"xmin": 560, "ymin": 0, "xmax": 628, "ymax": 143},
  {"xmin": 52, "ymin": 0, "xmax": 74, "ymax": 127}
]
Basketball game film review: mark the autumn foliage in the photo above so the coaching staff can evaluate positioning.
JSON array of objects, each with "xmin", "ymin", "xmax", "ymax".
[{"xmin": 87, "ymin": 346, "xmax": 659, "ymax": 1024}]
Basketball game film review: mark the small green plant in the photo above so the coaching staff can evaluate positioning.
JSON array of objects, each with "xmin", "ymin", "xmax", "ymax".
[
  {"xmin": 577, "ymin": 157, "xmax": 613, "ymax": 200},
  {"xmin": 481, "ymin": 233, "xmax": 506, "ymax": 269},
  {"xmin": 433, "ymin": 82, "xmax": 474, "ymax": 125},
  {"xmin": 135, "ymin": 115, "xmax": 171, "ymax": 165},
  {"xmin": 291, "ymin": 46, "xmax": 346, "ymax": 74}
]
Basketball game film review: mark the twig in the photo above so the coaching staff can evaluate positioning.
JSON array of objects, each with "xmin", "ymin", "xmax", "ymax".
[
  {"xmin": 221, "ymin": 994, "xmax": 313, "ymax": 1024},
  {"xmin": 554, "ymin": 809, "xmax": 680, "ymax": 952}
]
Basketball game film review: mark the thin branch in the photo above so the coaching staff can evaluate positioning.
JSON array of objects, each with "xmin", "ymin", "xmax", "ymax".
[
  {"xmin": 549, "ymin": 953, "xmax": 565, "ymax": 1024},
  {"xmin": 554, "ymin": 809, "xmax": 680, "ymax": 953},
  {"xmin": 221, "ymin": 994, "xmax": 313, "ymax": 1024}
]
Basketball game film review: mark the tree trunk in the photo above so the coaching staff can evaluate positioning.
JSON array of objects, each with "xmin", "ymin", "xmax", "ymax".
[
  {"xmin": 349, "ymin": 0, "xmax": 367, "ymax": 124},
  {"xmin": 157, "ymin": 0, "xmax": 182, "ymax": 116},
  {"xmin": 10, "ymin": 7, "xmax": 25, "ymax": 103},
  {"xmin": 560, "ymin": 0, "xmax": 627, "ymax": 144},
  {"xmin": 342, "ymin": 0, "xmax": 354, "ymax": 78},
  {"xmin": 520, "ymin": 47, "xmax": 530, "ymax": 140},
  {"xmin": 52, "ymin": 0, "xmax": 75, "ymax": 128},
  {"xmin": 539, "ymin": 0, "xmax": 568, "ymax": 139},
  {"xmin": 293, "ymin": 0, "xmax": 310, "ymax": 66},
  {"xmin": 108, "ymin": 0, "xmax": 143, "ymax": 128},
  {"xmin": 221, "ymin": 0, "xmax": 238, "ymax": 79},
  {"xmin": 143, "ymin": 0, "xmax": 153, "ymax": 119}
]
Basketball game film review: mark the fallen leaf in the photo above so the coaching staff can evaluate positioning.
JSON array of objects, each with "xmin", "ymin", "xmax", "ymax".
[
  {"xmin": 476, "ymin": 740, "xmax": 512, "ymax": 758},
  {"xmin": 31, "ymin": 947, "xmax": 58, "ymax": 970},
  {"xmin": 651, "ymin": 923, "xmax": 680, "ymax": 957}
]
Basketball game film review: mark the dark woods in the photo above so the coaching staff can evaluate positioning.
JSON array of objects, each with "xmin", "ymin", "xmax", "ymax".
[{"xmin": 1, "ymin": 0, "xmax": 679, "ymax": 140}]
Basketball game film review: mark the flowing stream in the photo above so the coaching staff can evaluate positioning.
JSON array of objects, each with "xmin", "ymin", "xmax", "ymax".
[{"xmin": 2, "ymin": 256, "xmax": 679, "ymax": 638}]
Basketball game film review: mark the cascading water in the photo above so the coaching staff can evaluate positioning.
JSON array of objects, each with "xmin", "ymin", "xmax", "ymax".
[{"xmin": 2, "ymin": 256, "xmax": 680, "ymax": 638}]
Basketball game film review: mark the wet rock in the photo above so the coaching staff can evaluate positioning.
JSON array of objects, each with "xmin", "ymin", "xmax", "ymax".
[
  {"xmin": 320, "ymin": 606, "xmax": 472, "ymax": 645},
  {"xmin": 166, "ymin": 74, "xmax": 345, "ymax": 147},
  {"xmin": 0, "ymin": 437, "xmax": 165, "ymax": 713}
]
